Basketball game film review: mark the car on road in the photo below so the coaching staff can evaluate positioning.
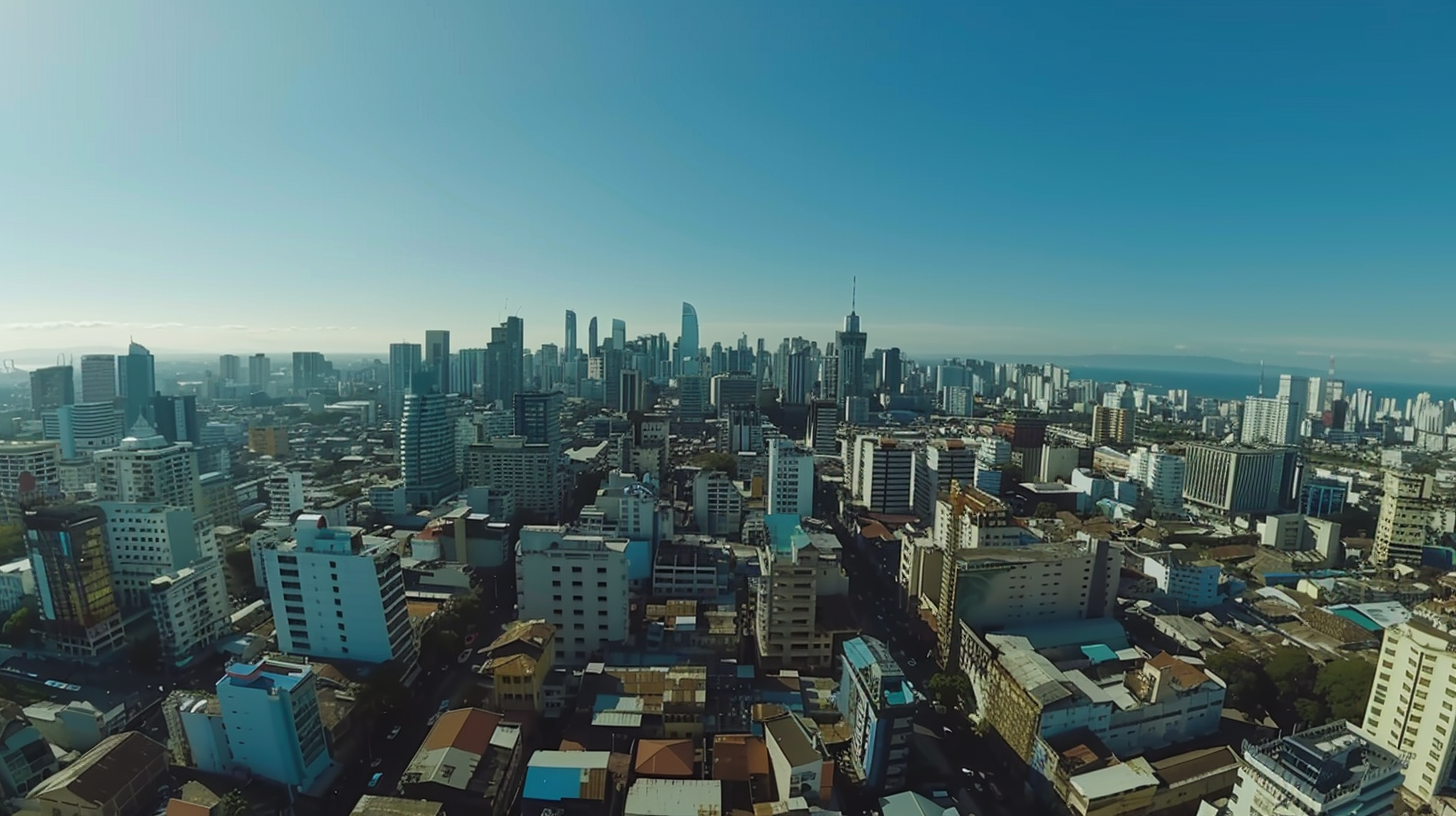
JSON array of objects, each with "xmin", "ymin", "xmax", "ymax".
[
  {"xmin": 438, "ymin": 698, "xmax": 451, "ymax": 712},
  {"xmin": 907, "ymin": 658, "xmax": 917, "ymax": 668},
  {"xmin": 368, "ymin": 773, "xmax": 383, "ymax": 789},
  {"xmin": 988, "ymin": 781, "xmax": 1005, "ymax": 801},
  {"xmin": 370, "ymin": 758, "xmax": 382, "ymax": 768},
  {"xmin": 387, "ymin": 726, "xmax": 401, "ymax": 740}
]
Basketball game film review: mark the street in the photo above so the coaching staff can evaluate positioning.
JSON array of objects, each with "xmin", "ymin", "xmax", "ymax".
[{"xmin": 829, "ymin": 512, "xmax": 1024, "ymax": 816}]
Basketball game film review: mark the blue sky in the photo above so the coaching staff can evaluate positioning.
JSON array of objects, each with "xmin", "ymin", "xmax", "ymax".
[{"xmin": 1, "ymin": 2, "xmax": 1453, "ymax": 380}]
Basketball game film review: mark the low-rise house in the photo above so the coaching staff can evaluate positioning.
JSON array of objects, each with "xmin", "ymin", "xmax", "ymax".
[{"xmin": 23, "ymin": 732, "xmax": 167, "ymax": 816}]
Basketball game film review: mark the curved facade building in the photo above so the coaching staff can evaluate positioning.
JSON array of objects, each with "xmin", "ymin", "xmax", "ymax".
[{"xmin": 680, "ymin": 302, "xmax": 699, "ymax": 376}]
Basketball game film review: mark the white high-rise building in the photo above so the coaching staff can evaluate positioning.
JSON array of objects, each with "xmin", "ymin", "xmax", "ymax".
[
  {"xmin": 400, "ymin": 392, "xmax": 462, "ymax": 509},
  {"xmin": 260, "ymin": 515, "xmax": 416, "ymax": 667},
  {"xmin": 1363, "ymin": 616, "xmax": 1456, "ymax": 804},
  {"xmin": 41, "ymin": 403, "xmax": 124, "ymax": 459},
  {"xmin": 1372, "ymin": 470, "xmax": 1434, "ymax": 566},
  {"xmin": 1228, "ymin": 721, "xmax": 1402, "ymax": 816},
  {"xmin": 852, "ymin": 436, "xmax": 914, "ymax": 515},
  {"xmin": 767, "ymin": 438, "xmax": 814, "ymax": 518},
  {"xmin": 266, "ymin": 469, "xmax": 305, "ymax": 523},
  {"xmin": 515, "ymin": 526, "xmax": 629, "ymax": 666},
  {"xmin": 913, "ymin": 439, "xmax": 976, "ymax": 520},
  {"xmin": 466, "ymin": 437, "xmax": 563, "ymax": 521},
  {"xmin": 0, "ymin": 442, "xmax": 60, "ymax": 524},
  {"xmin": 1241, "ymin": 396, "xmax": 1301, "ymax": 445},
  {"xmin": 94, "ymin": 419, "xmax": 201, "ymax": 513},
  {"xmin": 97, "ymin": 502, "xmax": 218, "ymax": 609},
  {"xmin": 1127, "ymin": 447, "xmax": 1186, "ymax": 518},
  {"xmin": 150, "ymin": 560, "xmax": 231, "ymax": 662},
  {"xmin": 211, "ymin": 659, "xmax": 332, "ymax": 789}
]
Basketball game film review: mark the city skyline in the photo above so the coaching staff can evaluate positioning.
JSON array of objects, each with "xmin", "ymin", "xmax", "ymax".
[{"xmin": 2, "ymin": 3, "xmax": 1453, "ymax": 379}]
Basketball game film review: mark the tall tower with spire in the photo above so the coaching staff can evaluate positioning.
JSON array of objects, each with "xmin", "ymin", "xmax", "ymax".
[{"xmin": 836, "ymin": 277, "xmax": 867, "ymax": 408}]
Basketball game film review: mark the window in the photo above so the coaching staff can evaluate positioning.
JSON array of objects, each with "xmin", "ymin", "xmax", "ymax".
[
  {"xmin": 597, "ymin": 567, "xmax": 607, "ymax": 574},
  {"xmin": 551, "ymin": 566, "xmax": 561, "ymax": 573},
  {"xmin": 571, "ymin": 566, "xmax": 583, "ymax": 573}
]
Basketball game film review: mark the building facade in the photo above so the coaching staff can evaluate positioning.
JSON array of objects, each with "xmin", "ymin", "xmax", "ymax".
[
  {"xmin": 22, "ymin": 505, "xmax": 124, "ymax": 657},
  {"xmin": 838, "ymin": 636, "xmax": 916, "ymax": 794},
  {"xmin": 1228, "ymin": 721, "xmax": 1401, "ymax": 816},
  {"xmin": 515, "ymin": 527, "xmax": 629, "ymax": 666}
]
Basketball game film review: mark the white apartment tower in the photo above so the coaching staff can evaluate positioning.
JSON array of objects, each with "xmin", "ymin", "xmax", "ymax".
[
  {"xmin": 515, "ymin": 526, "xmax": 629, "ymax": 666},
  {"xmin": 150, "ymin": 560, "xmax": 231, "ymax": 661},
  {"xmin": 1372, "ymin": 470, "xmax": 1434, "ymax": 566},
  {"xmin": 913, "ymin": 439, "xmax": 976, "ymax": 520},
  {"xmin": 1128, "ymin": 447, "xmax": 1186, "ymax": 518},
  {"xmin": 97, "ymin": 502, "xmax": 218, "ymax": 609},
  {"xmin": 0, "ymin": 442, "xmax": 61, "ymax": 524},
  {"xmin": 94, "ymin": 419, "xmax": 202, "ymax": 513},
  {"xmin": 1362, "ymin": 616, "xmax": 1456, "ymax": 804},
  {"xmin": 767, "ymin": 438, "xmax": 814, "ymax": 518},
  {"xmin": 261, "ymin": 515, "xmax": 416, "ymax": 667},
  {"xmin": 853, "ymin": 436, "xmax": 915, "ymax": 515}
]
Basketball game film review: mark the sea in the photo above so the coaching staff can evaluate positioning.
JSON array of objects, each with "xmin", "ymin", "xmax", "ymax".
[{"xmin": 1069, "ymin": 367, "xmax": 1456, "ymax": 406}]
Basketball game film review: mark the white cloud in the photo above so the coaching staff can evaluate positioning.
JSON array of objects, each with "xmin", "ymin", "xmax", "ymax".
[{"xmin": 2, "ymin": 320, "xmax": 117, "ymax": 330}]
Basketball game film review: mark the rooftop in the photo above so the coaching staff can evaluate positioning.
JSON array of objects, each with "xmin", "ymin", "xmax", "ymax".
[
  {"xmin": 634, "ymin": 739, "xmax": 695, "ymax": 778},
  {"xmin": 623, "ymin": 778, "xmax": 722, "ymax": 816},
  {"xmin": 349, "ymin": 796, "xmax": 445, "ymax": 816},
  {"xmin": 1243, "ymin": 721, "xmax": 1402, "ymax": 802},
  {"xmin": 28, "ymin": 732, "xmax": 165, "ymax": 805}
]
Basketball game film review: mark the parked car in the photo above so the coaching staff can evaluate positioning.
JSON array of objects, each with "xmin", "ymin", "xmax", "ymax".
[
  {"xmin": 368, "ymin": 773, "xmax": 383, "ymax": 789},
  {"xmin": 387, "ymin": 726, "xmax": 401, "ymax": 740}
]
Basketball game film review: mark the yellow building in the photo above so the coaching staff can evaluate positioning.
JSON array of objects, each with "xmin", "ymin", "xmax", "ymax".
[
  {"xmin": 477, "ymin": 620, "xmax": 555, "ymax": 713},
  {"xmin": 247, "ymin": 424, "xmax": 290, "ymax": 458}
]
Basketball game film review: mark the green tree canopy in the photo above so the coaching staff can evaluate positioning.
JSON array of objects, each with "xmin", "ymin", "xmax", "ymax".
[
  {"xmin": 927, "ymin": 672, "xmax": 973, "ymax": 707},
  {"xmin": 1206, "ymin": 650, "xmax": 1270, "ymax": 715},
  {"xmin": 691, "ymin": 452, "xmax": 738, "ymax": 480},
  {"xmin": 1, "ymin": 607, "xmax": 35, "ymax": 645},
  {"xmin": 216, "ymin": 791, "xmax": 248, "ymax": 816},
  {"xmin": 0, "ymin": 524, "xmax": 23, "ymax": 561},
  {"xmin": 1033, "ymin": 502, "xmax": 1059, "ymax": 519},
  {"xmin": 1267, "ymin": 648, "xmax": 1318, "ymax": 707},
  {"xmin": 1314, "ymin": 659, "xmax": 1376, "ymax": 725}
]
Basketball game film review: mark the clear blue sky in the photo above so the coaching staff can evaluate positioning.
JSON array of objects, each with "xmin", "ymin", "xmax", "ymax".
[{"xmin": 1, "ymin": 2, "xmax": 1452, "ymax": 380}]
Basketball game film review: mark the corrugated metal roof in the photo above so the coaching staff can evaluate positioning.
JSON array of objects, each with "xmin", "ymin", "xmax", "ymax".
[{"xmin": 624, "ymin": 778, "xmax": 722, "ymax": 816}]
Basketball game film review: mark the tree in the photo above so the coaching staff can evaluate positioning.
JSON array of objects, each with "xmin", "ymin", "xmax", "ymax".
[
  {"xmin": 1033, "ymin": 502, "xmax": 1059, "ymax": 520},
  {"xmin": 927, "ymin": 672, "xmax": 974, "ymax": 708},
  {"xmin": 691, "ymin": 452, "xmax": 738, "ymax": 480},
  {"xmin": 1, "ymin": 607, "xmax": 35, "ymax": 645},
  {"xmin": 216, "ymin": 791, "xmax": 248, "ymax": 816},
  {"xmin": 358, "ymin": 662, "xmax": 410, "ymax": 719},
  {"xmin": 1314, "ymin": 658, "xmax": 1376, "ymax": 725},
  {"xmin": 1206, "ymin": 650, "xmax": 1270, "ymax": 715},
  {"xmin": 0, "ymin": 524, "xmax": 22, "ymax": 560},
  {"xmin": 1266, "ymin": 648, "xmax": 1318, "ymax": 709}
]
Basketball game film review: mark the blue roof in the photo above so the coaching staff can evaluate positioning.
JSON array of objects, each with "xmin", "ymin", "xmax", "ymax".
[
  {"xmin": 764, "ymin": 513, "xmax": 809, "ymax": 555},
  {"xmin": 1081, "ymin": 644, "xmax": 1119, "ymax": 664},
  {"xmin": 1331, "ymin": 608, "xmax": 1381, "ymax": 632},
  {"xmin": 843, "ymin": 636, "xmax": 876, "ymax": 671},
  {"xmin": 592, "ymin": 693, "xmax": 624, "ymax": 714},
  {"xmin": 522, "ymin": 766, "xmax": 582, "ymax": 802}
]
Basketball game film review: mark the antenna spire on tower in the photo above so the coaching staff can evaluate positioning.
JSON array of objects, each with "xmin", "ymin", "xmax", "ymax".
[
  {"xmin": 1259, "ymin": 360, "xmax": 1265, "ymax": 397},
  {"xmin": 851, "ymin": 276, "xmax": 857, "ymax": 314}
]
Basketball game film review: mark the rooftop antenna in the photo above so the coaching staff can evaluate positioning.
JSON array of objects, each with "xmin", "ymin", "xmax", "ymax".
[
  {"xmin": 851, "ymin": 276, "xmax": 857, "ymax": 314},
  {"xmin": 1259, "ymin": 360, "xmax": 1265, "ymax": 397}
]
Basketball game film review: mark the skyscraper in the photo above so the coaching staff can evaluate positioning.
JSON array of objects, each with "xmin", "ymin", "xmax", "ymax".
[
  {"xmin": 514, "ymin": 391, "xmax": 564, "ymax": 450},
  {"xmin": 611, "ymin": 318, "xmax": 626, "ymax": 352},
  {"xmin": 836, "ymin": 308, "xmax": 867, "ymax": 407},
  {"xmin": 291, "ymin": 352, "xmax": 326, "ymax": 394},
  {"xmin": 28, "ymin": 365, "xmax": 74, "ymax": 418},
  {"xmin": 149, "ymin": 395, "xmax": 200, "ymax": 444},
  {"xmin": 424, "ymin": 329, "xmax": 451, "ymax": 394},
  {"xmin": 588, "ymin": 317, "xmax": 599, "ymax": 357},
  {"xmin": 79, "ymin": 354, "xmax": 116, "ymax": 404},
  {"xmin": 564, "ymin": 310, "xmax": 578, "ymax": 361},
  {"xmin": 399, "ymin": 392, "xmax": 461, "ymax": 508},
  {"xmin": 387, "ymin": 342, "xmax": 423, "ymax": 417},
  {"xmin": 457, "ymin": 347, "xmax": 488, "ymax": 401},
  {"xmin": 486, "ymin": 317, "xmax": 525, "ymax": 406},
  {"xmin": 22, "ymin": 504, "xmax": 124, "ymax": 657},
  {"xmin": 120, "ymin": 342, "xmax": 155, "ymax": 427},
  {"xmin": 218, "ymin": 355, "xmax": 241, "ymax": 383},
  {"xmin": 247, "ymin": 353, "xmax": 271, "ymax": 391},
  {"xmin": 94, "ymin": 418, "xmax": 203, "ymax": 512},
  {"xmin": 679, "ymin": 302, "xmax": 699, "ymax": 376}
]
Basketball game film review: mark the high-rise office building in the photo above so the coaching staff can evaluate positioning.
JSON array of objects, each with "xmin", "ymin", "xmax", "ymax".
[
  {"xmin": 28, "ymin": 366, "xmax": 74, "ymax": 419},
  {"xmin": 806, "ymin": 400, "xmax": 839, "ymax": 456},
  {"xmin": 679, "ymin": 302, "xmax": 699, "ymax": 376},
  {"xmin": 466, "ymin": 437, "xmax": 563, "ymax": 521},
  {"xmin": 94, "ymin": 419, "xmax": 202, "ymax": 512},
  {"xmin": 755, "ymin": 516, "xmax": 847, "ymax": 672},
  {"xmin": 120, "ymin": 342, "xmax": 155, "ymax": 427},
  {"xmin": 878, "ymin": 347, "xmax": 901, "ymax": 394},
  {"xmin": 1227, "ymin": 721, "xmax": 1401, "ymax": 816},
  {"xmin": 838, "ymin": 636, "xmax": 916, "ymax": 793},
  {"xmin": 79, "ymin": 354, "xmax": 116, "ymax": 404},
  {"xmin": 457, "ymin": 347, "xmax": 488, "ymax": 401},
  {"xmin": 836, "ymin": 305, "xmax": 868, "ymax": 408},
  {"xmin": 1182, "ymin": 443, "xmax": 1297, "ymax": 516},
  {"xmin": 291, "ymin": 352, "xmax": 326, "ymax": 394},
  {"xmin": 785, "ymin": 348, "xmax": 811, "ymax": 405},
  {"xmin": 22, "ymin": 504, "xmax": 124, "ymax": 657},
  {"xmin": 1372, "ymin": 470, "xmax": 1434, "ymax": 566},
  {"xmin": 486, "ymin": 317, "xmax": 525, "ymax": 406},
  {"xmin": 217, "ymin": 355, "xmax": 241, "ymax": 383},
  {"xmin": 424, "ymin": 330, "xmax": 451, "ymax": 394},
  {"xmin": 149, "ymin": 395, "xmax": 199, "ymax": 444},
  {"xmin": 399, "ymin": 392, "xmax": 462, "ymax": 509},
  {"xmin": 1241, "ymin": 396, "xmax": 1302, "ymax": 446},
  {"xmin": 610, "ymin": 318, "xmax": 626, "ymax": 352},
  {"xmin": 247, "ymin": 354, "xmax": 271, "ymax": 391},
  {"xmin": 514, "ymin": 391, "xmax": 564, "ymax": 450},
  {"xmin": 564, "ymin": 310, "xmax": 578, "ymax": 361},
  {"xmin": 618, "ymin": 368, "xmax": 643, "ymax": 413},
  {"xmin": 588, "ymin": 317, "xmax": 598, "ymax": 357},
  {"xmin": 678, "ymin": 376, "xmax": 707, "ymax": 424},
  {"xmin": 767, "ymin": 438, "xmax": 814, "ymax": 518},
  {"xmin": 387, "ymin": 342, "xmax": 422, "ymax": 417},
  {"xmin": 260, "ymin": 515, "xmax": 416, "ymax": 666}
]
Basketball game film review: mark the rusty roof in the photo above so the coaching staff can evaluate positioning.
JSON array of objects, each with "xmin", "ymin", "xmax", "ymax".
[
  {"xmin": 712, "ymin": 734, "xmax": 769, "ymax": 782},
  {"xmin": 1146, "ymin": 652, "xmax": 1211, "ymax": 691},
  {"xmin": 634, "ymin": 739, "xmax": 695, "ymax": 778},
  {"xmin": 422, "ymin": 708, "xmax": 504, "ymax": 754}
]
